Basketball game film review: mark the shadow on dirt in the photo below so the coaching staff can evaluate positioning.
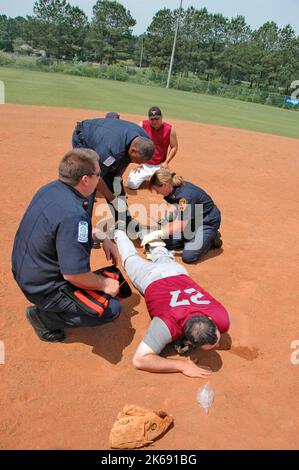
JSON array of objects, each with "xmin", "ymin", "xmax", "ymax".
[
  {"xmin": 163, "ymin": 333, "xmax": 232, "ymax": 372},
  {"xmin": 64, "ymin": 293, "xmax": 140, "ymax": 365}
]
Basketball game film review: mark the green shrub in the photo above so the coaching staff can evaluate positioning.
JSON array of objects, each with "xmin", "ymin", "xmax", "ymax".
[
  {"xmin": 36, "ymin": 57, "xmax": 53, "ymax": 67},
  {"xmin": 0, "ymin": 51, "xmax": 15, "ymax": 66},
  {"xmin": 104, "ymin": 65, "xmax": 128, "ymax": 81}
]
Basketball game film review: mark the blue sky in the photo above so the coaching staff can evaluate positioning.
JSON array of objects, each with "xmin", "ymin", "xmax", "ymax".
[{"xmin": 1, "ymin": 0, "xmax": 298, "ymax": 35}]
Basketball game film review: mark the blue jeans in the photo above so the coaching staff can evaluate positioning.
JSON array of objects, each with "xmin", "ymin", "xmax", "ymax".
[{"xmin": 164, "ymin": 206, "xmax": 221, "ymax": 263}]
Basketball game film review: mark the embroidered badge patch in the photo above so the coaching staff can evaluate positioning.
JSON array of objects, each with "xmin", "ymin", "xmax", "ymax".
[
  {"xmin": 178, "ymin": 198, "xmax": 187, "ymax": 212},
  {"xmin": 103, "ymin": 156, "xmax": 116, "ymax": 167},
  {"xmin": 78, "ymin": 221, "xmax": 89, "ymax": 243}
]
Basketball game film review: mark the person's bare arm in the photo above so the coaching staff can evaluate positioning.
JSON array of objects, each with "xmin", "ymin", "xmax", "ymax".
[
  {"xmin": 163, "ymin": 219, "xmax": 187, "ymax": 237},
  {"xmin": 96, "ymin": 177, "xmax": 114, "ymax": 202},
  {"xmin": 101, "ymin": 237, "xmax": 118, "ymax": 265},
  {"xmin": 133, "ymin": 341, "xmax": 211, "ymax": 378},
  {"xmin": 162, "ymin": 126, "xmax": 178, "ymax": 167},
  {"xmin": 63, "ymin": 271, "xmax": 119, "ymax": 296}
]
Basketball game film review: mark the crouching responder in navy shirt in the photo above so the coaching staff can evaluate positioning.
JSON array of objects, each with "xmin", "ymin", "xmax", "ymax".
[
  {"xmin": 12, "ymin": 149, "xmax": 121, "ymax": 343},
  {"xmin": 141, "ymin": 169, "xmax": 222, "ymax": 264},
  {"xmin": 72, "ymin": 117, "xmax": 154, "ymax": 225}
]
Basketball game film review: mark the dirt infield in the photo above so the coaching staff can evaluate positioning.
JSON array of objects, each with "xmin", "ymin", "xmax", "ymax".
[{"xmin": 1, "ymin": 104, "xmax": 299, "ymax": 450}]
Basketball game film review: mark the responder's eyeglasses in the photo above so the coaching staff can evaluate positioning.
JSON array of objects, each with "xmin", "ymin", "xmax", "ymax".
[{"xmin": 87, "ymin": 170, "xmax": 101, "ymax": 177}]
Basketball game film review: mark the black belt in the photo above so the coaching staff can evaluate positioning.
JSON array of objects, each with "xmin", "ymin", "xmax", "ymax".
[
  {"xmin": 74, "ymin": 121, "xmax": 88, "ymax": 147},
  {"xmin": 75, "ymin": 121, "xmax": 82, "ymax": 134}
]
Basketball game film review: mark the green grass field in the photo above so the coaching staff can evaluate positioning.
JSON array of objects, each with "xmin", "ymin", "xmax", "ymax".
[{"xmin": 1, "ymin": 67, "xmax": 298, "ymax": 139}]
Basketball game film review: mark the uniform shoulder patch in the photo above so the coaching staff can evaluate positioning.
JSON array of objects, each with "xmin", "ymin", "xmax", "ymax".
[
  {"xmin": 178, "ymin": 197, "xmax": 187, "ymax": 212},
  {"xmin": 78, "ymin": 220, "xmax": 89, "ymax": 243},
  {"xmin": 103, "ymin": 156, "xmax": 116, "ymax": 167}
]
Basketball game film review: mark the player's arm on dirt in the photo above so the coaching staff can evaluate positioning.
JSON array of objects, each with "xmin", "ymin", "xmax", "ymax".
[
  {"xmin": 133, "ymin": 341, "xmax": 211, "ymax": 378},
  {"xmin": 162, "ymin": 127, "xmax": 178, "ymax": 168}
]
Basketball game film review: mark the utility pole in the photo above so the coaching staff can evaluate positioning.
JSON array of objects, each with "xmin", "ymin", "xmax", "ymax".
[
  {"xmin": 166, "ymin": 0, "xmax": 183, "ymax": 89},
  {"xmin": 139, "ymin": 35, "xmax": 144, "ymax": 68}
]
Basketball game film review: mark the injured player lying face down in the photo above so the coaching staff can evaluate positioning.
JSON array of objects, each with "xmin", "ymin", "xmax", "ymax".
[{"xmin": 113, "ymin": 229, "xmax": 230, "ymax": 378}]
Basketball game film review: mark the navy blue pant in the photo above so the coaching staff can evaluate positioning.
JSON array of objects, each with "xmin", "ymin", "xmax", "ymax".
[
  {"xmin": 29, "ymin": 290, "xmax": 122, "ymax": 331},
  {"xmin": 164, "ymin": 206, "xmax": 221, "ymax": 264}
]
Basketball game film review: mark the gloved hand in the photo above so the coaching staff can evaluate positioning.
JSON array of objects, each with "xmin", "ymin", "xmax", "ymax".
[
  {"xmin": 111, "ymin": 196, "xmax": 128, "ymax": 213},
  {"xmin": 141, "ymin": 230, "xmax": 164, "ymax": 247},
  {"xmin": 113, "ymin": 176, "xmax": 122, "ymax": 197}
]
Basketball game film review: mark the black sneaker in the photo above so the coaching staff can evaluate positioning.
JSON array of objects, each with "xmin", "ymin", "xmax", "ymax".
[
  {"xmin": 26, "ymin": 307, "xmax": 65, "ymax": 343},
  {"xmin": 213, "ymin": 231, "xmax": 223, "ymax": 249}
]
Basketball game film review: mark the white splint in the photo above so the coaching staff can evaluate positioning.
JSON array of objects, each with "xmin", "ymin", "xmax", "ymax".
[{"xmin": 143, "ymin": 240, "xmax": 166, "ymax": 260}]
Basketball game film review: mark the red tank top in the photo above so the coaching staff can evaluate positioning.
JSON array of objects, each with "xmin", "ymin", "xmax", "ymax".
[
  {"xmin": 142, "ymin": 120, "xmax": 172, "ymax": 165},
  {"xmin": 144, "ymin": 275, "xmax": 230, "ymax": 340}
]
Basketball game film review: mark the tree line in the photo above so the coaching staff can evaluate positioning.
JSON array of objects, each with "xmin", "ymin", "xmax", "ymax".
[{"xmin": 1, "ymin": 0, "xmax": 298, "ymax": 93}]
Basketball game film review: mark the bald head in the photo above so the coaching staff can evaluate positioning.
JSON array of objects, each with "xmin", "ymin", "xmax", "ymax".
[{"xmin": 129, "ymin": 136, "xmax": 154, "ymax": 163}]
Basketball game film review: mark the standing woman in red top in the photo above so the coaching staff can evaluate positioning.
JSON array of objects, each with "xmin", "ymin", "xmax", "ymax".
[{"xmin": 127, "ymin": 106, "xmax": 178, "ymax": 189}]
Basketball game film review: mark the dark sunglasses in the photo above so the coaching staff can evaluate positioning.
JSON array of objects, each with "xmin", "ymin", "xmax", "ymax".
[{"xmin": 149, "ymin": 116, "xmax": 161, "ymax": 121}]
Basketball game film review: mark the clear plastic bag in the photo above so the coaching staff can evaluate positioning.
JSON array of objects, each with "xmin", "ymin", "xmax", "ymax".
[{"xmin": 197, "ymin": 383, "xmax": 214, "ymax": 413}]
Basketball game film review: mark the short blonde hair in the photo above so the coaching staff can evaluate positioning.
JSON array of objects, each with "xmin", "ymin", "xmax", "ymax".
[{"xmin": 149, "ymin": 168, "xmax": 184, "ymax": 189}]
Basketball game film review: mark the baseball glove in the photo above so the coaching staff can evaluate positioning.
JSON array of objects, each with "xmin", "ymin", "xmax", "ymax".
[{"xmin": 109, "ymin": 404, "xmax": 174, "ymax": 449}]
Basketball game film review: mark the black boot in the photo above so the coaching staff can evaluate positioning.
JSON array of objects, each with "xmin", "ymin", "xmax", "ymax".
[
  {"xmin": 26, "ymin": 307, "xmax": 65, "ymax": 343},
  {"xmin": 212, "ymin": 231, "xmax": 223, "ymax": 249}
]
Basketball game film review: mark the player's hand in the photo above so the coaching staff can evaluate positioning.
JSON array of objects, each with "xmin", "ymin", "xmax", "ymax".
[
  {"xmin": 141, "ymin": 230, "xmax": 164, "ymax": 247},
  {"xmin": 102, "ymin": 237, "xmax": 118, "ymax": 265},
  {"xmin": 102, "ymin": 278, "xmax": 120, "ymax": 297},
  {"xmin": 132, "ymin": 164, "xmax": 143, "ymax": 173},
  {"xmin": 181, "ymin": 359, "xmax": 212, "ymax": 378},
  {"xmin": 161, "ymin": 162, "xmax": 169, "ymax": 169},
  {"xmin": 111, "ymin": 196, "xmax": 128, "ymax": 213}
]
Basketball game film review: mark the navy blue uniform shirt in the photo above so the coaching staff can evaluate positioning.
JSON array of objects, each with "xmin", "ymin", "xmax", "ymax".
[
  {"xmin": 164, "ymin": 182, "xmax": 215, "ymax": 230},
  {"xmin": 78, "ymin": 118, "xmax": 149, "ymax": 178},
  {"xmin": 12, "ymin": 180, "xmax": 92, "ymax": 303}
]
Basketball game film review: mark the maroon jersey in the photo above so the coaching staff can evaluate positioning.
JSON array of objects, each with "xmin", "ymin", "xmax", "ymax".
[
  {"xmin": 142, "ymin": 120, "xmax": 172, "ymax": 166},
  {"xmin": 144, "ymin": 275, "xmax": 230, "ymax": 340}
]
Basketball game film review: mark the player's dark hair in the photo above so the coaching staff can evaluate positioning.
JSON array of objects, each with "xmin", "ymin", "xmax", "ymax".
[
  {"xmin": 133, "ymin": 136, "xmax": 155, "ymax": 161},
  {"xmin": 149, "ymin": 168, "xmax": 184, "ymax": 190},
  {"xmin": 59, "ymin": 148, "xmax": 99, "ymax": 186},
  {"xmin": 105, "ymin": 111, "xmax": 120, "ymax": 119},
  {"xmin": 184, "ymin": 316, "xmax": 218, "ymax": 347}
]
